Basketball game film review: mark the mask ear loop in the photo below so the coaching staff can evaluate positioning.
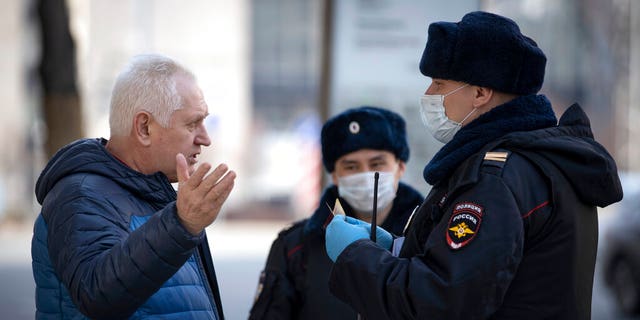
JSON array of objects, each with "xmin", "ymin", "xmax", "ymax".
[
  {"xmin": 442, "ymin": 83, "xmax": 474, "ymax": 126},
  {"xmin": 443, "ymin": 83, "xmax": 469, "ymax": 98},
  {"xmin": 457, "ymin": 107, "xmax": 478, "ymax": 127}
]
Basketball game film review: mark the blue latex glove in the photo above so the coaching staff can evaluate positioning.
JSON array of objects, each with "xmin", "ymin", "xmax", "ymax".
[{"xmin": 325, "ymin": 215, "xmax": 393, "ymax": 262}]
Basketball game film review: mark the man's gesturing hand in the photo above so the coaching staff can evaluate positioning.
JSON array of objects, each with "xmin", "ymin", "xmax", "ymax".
[{"xmin": 175, "ymin": 153, "xmax": 236, "ymax": 235}]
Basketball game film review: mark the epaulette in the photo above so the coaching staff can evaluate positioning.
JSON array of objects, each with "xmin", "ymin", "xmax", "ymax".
[
  {"xmin": 278, "ymin": 220, "xmax": 308, "ymax": 260},
  {"xmin": 484, "ymin": 151, "xmax": 509, "ymax": 162},
  {"xmin": 481, "ymin": 149, "xmax": 511, "ymax": 175}
]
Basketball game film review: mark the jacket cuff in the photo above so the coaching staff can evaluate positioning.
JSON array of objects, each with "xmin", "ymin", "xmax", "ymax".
[{"xmin": 159, "ymin": 202, "xmax": 205, "ymax": 250}]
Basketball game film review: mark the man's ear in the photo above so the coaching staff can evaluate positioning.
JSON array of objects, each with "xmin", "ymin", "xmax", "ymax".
[
  {"xmin": 331, "ymin": 171, "xmax": 339, "ymax": 186},
  {"xmin": 133, "ymin": 111, "xmax": 153, "ymax": 146},
  {"xmin": 396, "ymin": 160, "xmax": 407, "ymax": 177},
  {"xmin": 472, "ymin": 86, "xmax": 494, "ymax": 108}
]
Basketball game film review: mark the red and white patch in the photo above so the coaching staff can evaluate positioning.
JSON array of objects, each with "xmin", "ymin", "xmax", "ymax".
[{"xmin": 446, "ymin": 202, "xmax": 483, "ymax": 250}]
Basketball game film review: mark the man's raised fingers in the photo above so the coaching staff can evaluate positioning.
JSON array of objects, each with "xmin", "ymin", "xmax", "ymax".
[
  {"xmin": 205, "ymin": 170, "xmax": 236, "ymax": 205},
  {"xmin": 197, "ymin": 163, "xmax": 231, "ymax": 191},
  {"xmin": 184, "ymin": 161, "xmax": 212, "ymax": 190}
]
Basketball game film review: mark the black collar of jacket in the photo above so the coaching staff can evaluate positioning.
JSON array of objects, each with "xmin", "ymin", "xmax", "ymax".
[
  {"xmin": 428, "ymin": 102, "xmax": 623, "ymax": 209},
  {"xmin": 423, "ymin": 94, "xmax": 557, "ymax": 186}
]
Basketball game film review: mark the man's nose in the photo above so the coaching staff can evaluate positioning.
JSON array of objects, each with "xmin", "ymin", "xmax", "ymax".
[{"xmin": 195, "ymin": 125, "xmax": 211, "ymax": 146}]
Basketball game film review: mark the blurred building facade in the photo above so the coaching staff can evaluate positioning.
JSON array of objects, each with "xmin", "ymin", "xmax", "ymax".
[
  {"xmin": 0, "ymin": 0, "xmax": 43, "ymax": 223},
  {"xmin": 486, "ymin": 0, "xmax": 640, "ymax": 171},
  {"xmin": 0, "ymin": 0, "xmax": 639, "ymax": 223},
  {"xmin": 243, "ymin": 0, "xmax": 324, "ymax": 219}
]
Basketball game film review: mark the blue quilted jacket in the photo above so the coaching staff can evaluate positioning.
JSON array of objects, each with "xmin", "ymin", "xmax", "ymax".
[{"xmin": 31, "ymin": 138, "xmax": 225, "ymax": 319}]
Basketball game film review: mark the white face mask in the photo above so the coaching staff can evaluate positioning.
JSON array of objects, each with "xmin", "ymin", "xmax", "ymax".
[
  {"xmin": 337, "ymin": 171, "xmax": 397, "ymax": 215},
  {"xmin": 419, "ymin": 84, "xmax": 476, "ymax": 143}
]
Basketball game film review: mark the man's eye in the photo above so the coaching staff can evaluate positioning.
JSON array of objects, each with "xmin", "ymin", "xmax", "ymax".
[{"xmin": 372, "ymin": 162, "xmax": 385, "ymax": 168}]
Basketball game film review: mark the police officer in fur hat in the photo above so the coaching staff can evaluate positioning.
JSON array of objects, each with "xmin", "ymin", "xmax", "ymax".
[
  {"xmin": 249, "ymin": 106, "xmax": 423, "ymax": 320},
  {"xmin": 324, "ymin": 11, "xmax": 623, "ymax": 319}
]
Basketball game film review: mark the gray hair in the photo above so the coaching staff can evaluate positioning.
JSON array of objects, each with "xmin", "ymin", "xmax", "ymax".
[{"xmin": 109, "ymin": 54, "xmax": 196, "ymax": 137}]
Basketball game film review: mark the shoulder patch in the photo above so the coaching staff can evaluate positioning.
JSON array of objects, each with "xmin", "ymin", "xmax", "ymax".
[{"xmin": 446, "ymin": 202, "xmax": 483, "ymax": 250}]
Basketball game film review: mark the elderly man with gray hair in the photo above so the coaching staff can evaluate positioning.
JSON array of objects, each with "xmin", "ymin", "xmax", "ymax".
[{"xmin": 31, "ymin": 54, "xmax": 235, "ymax": 319}]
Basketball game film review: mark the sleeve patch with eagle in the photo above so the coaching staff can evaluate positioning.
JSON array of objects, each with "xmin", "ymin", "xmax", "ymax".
[{"xmin": 446, "ymin": 202, "xmax": 483, "ymax": 250}]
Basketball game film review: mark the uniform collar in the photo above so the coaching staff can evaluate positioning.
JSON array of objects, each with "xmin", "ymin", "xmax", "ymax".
[{"xmin": 423, "ymin": 94, "xmax": 557, "ymax": 185}]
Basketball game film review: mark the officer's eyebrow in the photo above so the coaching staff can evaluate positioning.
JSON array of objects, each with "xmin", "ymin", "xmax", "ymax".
[
  {"xmin": 337, "ymin": 159, "xmax": 359, "ymax": 166},
  {"xmin": 368, "ymin": 154, "xmax": 388, "ymax": 162}
]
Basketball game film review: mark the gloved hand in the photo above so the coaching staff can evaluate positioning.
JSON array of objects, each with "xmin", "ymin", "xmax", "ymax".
[{"xmin": 325, "ymin": 215, "xmax": 393, "ymax": 262}]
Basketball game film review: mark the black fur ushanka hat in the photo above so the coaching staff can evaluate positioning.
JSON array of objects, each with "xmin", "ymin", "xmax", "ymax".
[
  {"xmin": 321, "ymin": 106, "xmax": 409, "ymax": 173},
  {"xmin": 420, "ymin": 11, "xmax": 546, "ymax": 95}
]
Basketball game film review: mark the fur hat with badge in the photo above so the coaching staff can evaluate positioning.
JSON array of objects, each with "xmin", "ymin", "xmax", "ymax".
[
  {"xmin": 420, "ymin": 11, "xmax": 547, "ymax": 95},
  {"xmin": 321, "ymin": 106, "xmax": 409, "ymax": 173}
]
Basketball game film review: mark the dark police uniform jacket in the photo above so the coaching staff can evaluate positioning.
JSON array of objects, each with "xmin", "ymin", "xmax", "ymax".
[
  {"xmin": 249, "ymin": 183, "xmax": 423, "ymax": 320},
  {"xmin": 327, "ymin": 96, "xmax": 623, "ymax": 320}
]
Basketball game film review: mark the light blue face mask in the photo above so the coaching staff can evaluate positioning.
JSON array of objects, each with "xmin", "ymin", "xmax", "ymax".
[{"xmin": 419, "ymin": 84, "xmax": 476, "ymax": 143}]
